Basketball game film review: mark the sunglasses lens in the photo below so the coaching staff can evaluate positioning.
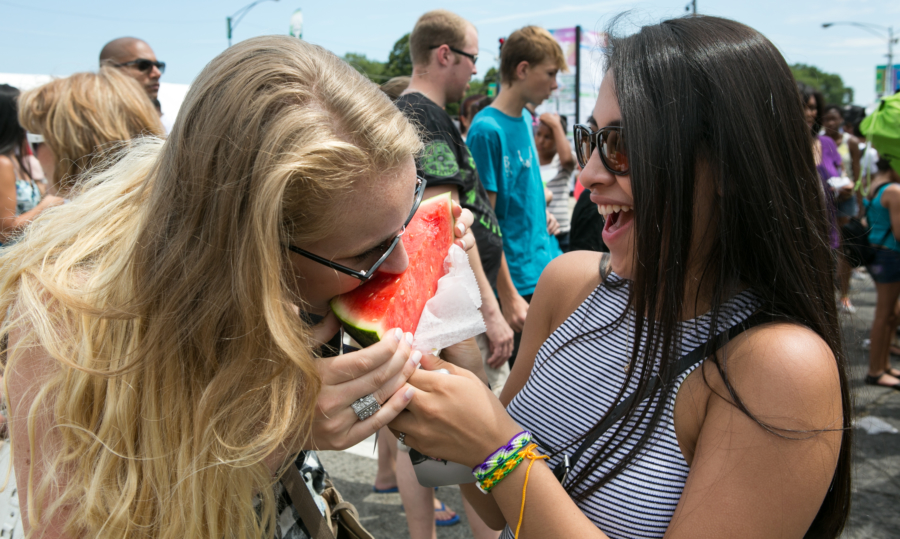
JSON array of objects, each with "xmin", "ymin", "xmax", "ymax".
[
  {"xmin": 602, "ymin": 130, "xmax": 628, "ymax": 172},
  {"xmin": 157, "ymin": 61, "xmax": 166, "ymax": 74},
  {"xmin": 575, "ymin": 128, "xmax": 591, "ymax": 168}
]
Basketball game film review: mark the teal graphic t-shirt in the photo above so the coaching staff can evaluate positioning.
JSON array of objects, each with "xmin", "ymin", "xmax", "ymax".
[{"xmin": 468, "ymin": 107, "xmax": 562, "ymax": 296}]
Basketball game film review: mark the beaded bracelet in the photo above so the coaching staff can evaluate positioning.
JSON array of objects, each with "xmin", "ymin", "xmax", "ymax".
[{"xmin": 472, "ymin": 430, "xmax": 532, "ymax": 480}]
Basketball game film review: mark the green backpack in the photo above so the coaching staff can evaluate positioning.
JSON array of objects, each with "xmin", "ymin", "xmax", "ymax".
[{"xmin": 861, "ymin": 92, "xmax": 900, "ymax": 175}]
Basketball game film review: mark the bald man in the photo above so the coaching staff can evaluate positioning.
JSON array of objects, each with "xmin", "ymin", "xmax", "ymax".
[{"xmin": 99, "ymin": 37, "xmax": 164, "ymax": 100}]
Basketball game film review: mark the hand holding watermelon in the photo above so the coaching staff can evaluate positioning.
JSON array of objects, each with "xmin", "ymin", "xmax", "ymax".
[
  {"xmin": 306, "ymin": 322, "xmax": 422, "ymax": 451},
  {"xmin": 388, "ymin": 352, "xmax": 520, "ymax": 469}
]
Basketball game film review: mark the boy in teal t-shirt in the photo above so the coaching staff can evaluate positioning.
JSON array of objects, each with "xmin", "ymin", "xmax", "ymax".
[
  {"xmin": 468, "ymin": 107, "xmax": 560, "ymax": 296},
  {"xmin": 466, "ymin": 24, "xmax": 568, "ymax": 363}
]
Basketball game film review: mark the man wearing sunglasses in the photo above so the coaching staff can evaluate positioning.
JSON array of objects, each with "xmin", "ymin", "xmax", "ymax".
[{"xmin": 100, "ymin": 37, "xmax": 165, "ymax": 102}]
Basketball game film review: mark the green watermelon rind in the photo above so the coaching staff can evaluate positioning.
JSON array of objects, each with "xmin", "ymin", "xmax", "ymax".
[
  {"xmin": 329, "ymin": 192, "xmax": 454, "ymax": 348},
  {"xmin": 330, "ymin": 301, "xmax": 382, "ymax": 348}
]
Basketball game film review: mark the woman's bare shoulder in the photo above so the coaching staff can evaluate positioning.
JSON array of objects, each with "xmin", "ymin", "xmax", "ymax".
[
  {"xmin": 532, "ymin": 251, "xmax": 607, "ymax": 334},
  {"xmin": 708, "ymin": 322, "xmax": 840, "ymax": 428}
]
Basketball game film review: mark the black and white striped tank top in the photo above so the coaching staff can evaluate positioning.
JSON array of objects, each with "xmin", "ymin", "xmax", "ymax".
[{"xmin": 500, "ymin": 274, "xmax": 759, "ymax": 539}]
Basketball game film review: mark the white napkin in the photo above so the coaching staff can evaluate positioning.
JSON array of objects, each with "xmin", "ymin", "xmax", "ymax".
[{"xmin": 412, "ymin": 244, "xmax": 487, "ymax": 355}]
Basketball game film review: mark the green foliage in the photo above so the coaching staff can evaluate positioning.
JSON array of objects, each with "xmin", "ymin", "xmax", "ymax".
[
  {"xmin": 790, "ymin": 63, "xmax": 854, "ymax": 106},
  {"xmin": 466, "ymin": 67, "xmax": 498, "ymax": 97},
  {"xmin": 446, "ymin": 67, "xmax": 500, "ymax": 117},
  {"xmin": 385, "ymin": 33, "xmax": 413, "ymax": 78},
  {"xmin": 342, "ymin": 33, "xmax": 497, "ymax": 117},
  {"xmin": 343, "ymin": 52, "xmax": 389, "ymax": 82}
]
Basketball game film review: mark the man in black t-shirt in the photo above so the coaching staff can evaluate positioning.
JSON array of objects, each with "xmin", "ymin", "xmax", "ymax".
[
  {"xmin": 391, "ymin": 10, "xmax": 514, "ymax": 539},
  {"xmin": 397, "ymin": 11, "xmax": 513, "ymax": 375}
]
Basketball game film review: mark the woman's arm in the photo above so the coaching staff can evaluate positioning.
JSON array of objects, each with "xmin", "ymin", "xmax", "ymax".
[
  {"xmin": 0, "ymin": 156, "xmax": 63, "ymax": 242},
  {"xmin": 499, "ymin": 251, "xmax": 604, "ymax": 406},
  {"xmin": 667, "ymin": 323, "xmax": 843, "ymax": 538},
  {"xmin": 6, "ymin": 327, "xmax": 76, "ymax": 538},
  {"xmin": 393, "ymin": 252, "xmax": 606, "ymax": 529}
]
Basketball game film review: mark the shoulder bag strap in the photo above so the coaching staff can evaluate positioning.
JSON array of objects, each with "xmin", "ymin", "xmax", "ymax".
[
  {"xmin": 551, "ymin": 311, "xmax": 776, "ymax": 484},
  {"xmin": 282, "ymin": 464, "xmax": 336, "ymax": 539}
]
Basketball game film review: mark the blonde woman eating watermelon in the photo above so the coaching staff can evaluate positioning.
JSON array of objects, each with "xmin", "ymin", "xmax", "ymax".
[
  {"xmin": 390, "ymin": 15, "xmax": 851, "ymax": 539},
  {"xmin": 0, "ymin": 36, "xmax": 474, "ymax": 539}
]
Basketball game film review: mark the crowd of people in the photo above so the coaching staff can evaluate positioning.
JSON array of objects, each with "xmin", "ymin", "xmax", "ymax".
[{"xmin": 0, "ymin": 7, "xmax": 898, "ymax": 539}]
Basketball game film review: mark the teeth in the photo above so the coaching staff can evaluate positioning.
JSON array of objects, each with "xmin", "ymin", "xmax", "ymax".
[{"xmin": 597, "ymin": 204, "xmax": 634, "ymax": 217}]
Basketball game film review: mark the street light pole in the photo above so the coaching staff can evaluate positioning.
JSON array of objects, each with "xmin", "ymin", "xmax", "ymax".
[
  {"xmin": 685, "ymin": 1, "xmax": 696, "ymax": 15},
  {"xmin": 822, "ymin": 22, "xmax": 897, "ymax": 96},
  {"xmin": 227, "ymin": 0, "xmax": 280, "ymax": 47}
]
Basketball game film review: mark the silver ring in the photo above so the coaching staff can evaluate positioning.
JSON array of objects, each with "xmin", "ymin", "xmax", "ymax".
[
  {"xmin": 350, "ymin": 394, "xmax": 381, "ymax": 421},
  {"xmin": 398, "ymin": 432, "xmax": 406, "ymax": 446}
]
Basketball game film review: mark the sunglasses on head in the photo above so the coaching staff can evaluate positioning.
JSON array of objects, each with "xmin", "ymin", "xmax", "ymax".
[
  {"xmin": 113, "ymin": 58, "xmax": 166, "ymax": 74},
  {"xmin": 574, "ymin": 123, "xmax": 629, "ymax": 175}
]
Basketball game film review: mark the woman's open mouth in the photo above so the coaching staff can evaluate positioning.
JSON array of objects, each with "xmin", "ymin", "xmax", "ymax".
[{"xmin": 599, "ymin": 204, "xmax": 634, "ymax": 242}]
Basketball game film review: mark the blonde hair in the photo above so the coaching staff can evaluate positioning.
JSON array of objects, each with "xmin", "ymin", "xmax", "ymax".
[
  {"xmin": 500, "ymin": 25, "xmax": 569, "ymax": 84},
  {"xmin": 380, "ymin": 76, "xmax": 411, "ymax": 101},
  {"xmin": 18, "ymin": 67, "xmax": 163, "ymax": 194},
  {"xmin": 409, "ymin": 10, "xmax": 473, "ymax": 66},
  {"xmin": 0, "ymin": 36, "xmax": 421, "ymax": 538}
]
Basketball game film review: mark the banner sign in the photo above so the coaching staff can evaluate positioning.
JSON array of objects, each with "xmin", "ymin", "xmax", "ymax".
[
  {"xmin": 534, "ymin": 27, "xmax": 607, "ymax": 136},
  {"xmin": 876, "ymin": 64, "xmax": 900, "ymax": 96}
]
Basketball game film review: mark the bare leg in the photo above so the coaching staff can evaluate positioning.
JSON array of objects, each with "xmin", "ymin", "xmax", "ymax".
[
  {"xmin": 462, "ymin": 495, "xmax": 502, "ymax": 539},
  {"xmin": 397, "ymin": 450, "xmax": 437, "ymax": 539},
  {"xmin": 838, "ymin": 255, "xmax": 854, "ymax": 311},
  {"xmin": 868, "ymin": 281, "xmax": 900, "ymax": 384},
  {"xmin": 374, "ymin": 426, "xmax": 398, "ymax": 491}
]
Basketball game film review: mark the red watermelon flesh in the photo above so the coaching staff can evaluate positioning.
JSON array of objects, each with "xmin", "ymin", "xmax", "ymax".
[{"xmin": 330, "ymin": 192, "xmax": 455, "ymax": 347}]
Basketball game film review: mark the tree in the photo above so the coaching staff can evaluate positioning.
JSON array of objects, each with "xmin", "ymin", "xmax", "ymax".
[
  {"xmin": 343, "ymin": 52, "xmax": 389, "ymax": 82},
  {"xmin": 790, "ymin": 63, "xmax": 854, "ymax": 106},
  {"xmin": 384, "ymin": 33, "xmax": 413, "ymax": 79}
]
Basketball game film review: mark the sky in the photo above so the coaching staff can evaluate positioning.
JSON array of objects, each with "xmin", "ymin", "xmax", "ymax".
[{"xmin": 1, "ymin": 0, "xmax": 898, "ymax": 105}]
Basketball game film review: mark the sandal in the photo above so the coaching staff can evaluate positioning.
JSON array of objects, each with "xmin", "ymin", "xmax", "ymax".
[
  {"xmin": 434, "ymin": 501, "xmax": 460, "ymax": 527},
  {"xmin": 372, "ymin": 485, "xmax": 399, "ymax": 494},
  {"xmin": 864, "ymin": 372, "xmax": 900, "ymax": 390}
]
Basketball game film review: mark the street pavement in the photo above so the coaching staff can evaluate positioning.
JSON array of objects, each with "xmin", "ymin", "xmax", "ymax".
[{"xmin": 320, "ymin": 271, "xmax": 900, "ymax": 539}]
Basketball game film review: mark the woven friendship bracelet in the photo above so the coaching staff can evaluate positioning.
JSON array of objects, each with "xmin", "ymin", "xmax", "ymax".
[
  {"xmin": 472, "ymin": 430, "xmax": 532, "ymax": 478},
  {"xmin": 476, "ymin": 452, "xmax": 525, "ymax": 493}
]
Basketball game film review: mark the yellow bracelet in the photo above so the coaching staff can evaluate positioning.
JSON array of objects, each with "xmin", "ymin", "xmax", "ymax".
[{"xmin": 514, "ymin": 443, "xmax": 549, "ymax": 539}]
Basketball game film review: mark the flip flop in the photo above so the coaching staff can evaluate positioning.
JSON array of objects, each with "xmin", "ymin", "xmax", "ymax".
[
  {"xmin": 372, "ymin": 485, "xmax": 399, "ymax": 494},
  {"xmin": 435, "ymin": 501, "xmax": 460, "ymax": 527},
  {"xmin": 865, "ymin": 373, "xmax": 900, "ymax": 390}
]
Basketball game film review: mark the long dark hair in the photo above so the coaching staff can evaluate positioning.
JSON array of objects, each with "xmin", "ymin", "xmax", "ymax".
[
  {"xmin": 0, "ymin": 84, "xmax": 30, "ymax": 179},
  {"xmin": 565, "ymin": 15, "xmax": 850, "ymax": 537},
  {"xmin": 798, "ymin": 82, "xmax": 825, "ymax": 137}
]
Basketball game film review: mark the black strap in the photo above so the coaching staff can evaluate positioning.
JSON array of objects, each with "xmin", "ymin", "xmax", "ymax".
[{"xmin": 551, "ymin": 311, "xmax": 776, "ymax": 484}]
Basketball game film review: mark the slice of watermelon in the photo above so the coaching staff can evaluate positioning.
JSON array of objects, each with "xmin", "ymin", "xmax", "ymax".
[{"xmin": 330, "ymin": 192, "xmax": 456, "ymax": 347}]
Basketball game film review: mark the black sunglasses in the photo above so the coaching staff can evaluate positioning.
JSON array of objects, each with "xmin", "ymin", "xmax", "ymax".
[
  {"xmin": 574, "ymin": 124, "xmax": 629, "ymax": 175},
  {"xmin": 289, "ymin": 177, "xmax": 427, "ymax": 281},
  {"xmin": 429, "ymin": 44, "xmax": 478, "ymax": 64},
  {"xmin": 113, "ymin": 58, "xmax": 166, "ymax": 75}
]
